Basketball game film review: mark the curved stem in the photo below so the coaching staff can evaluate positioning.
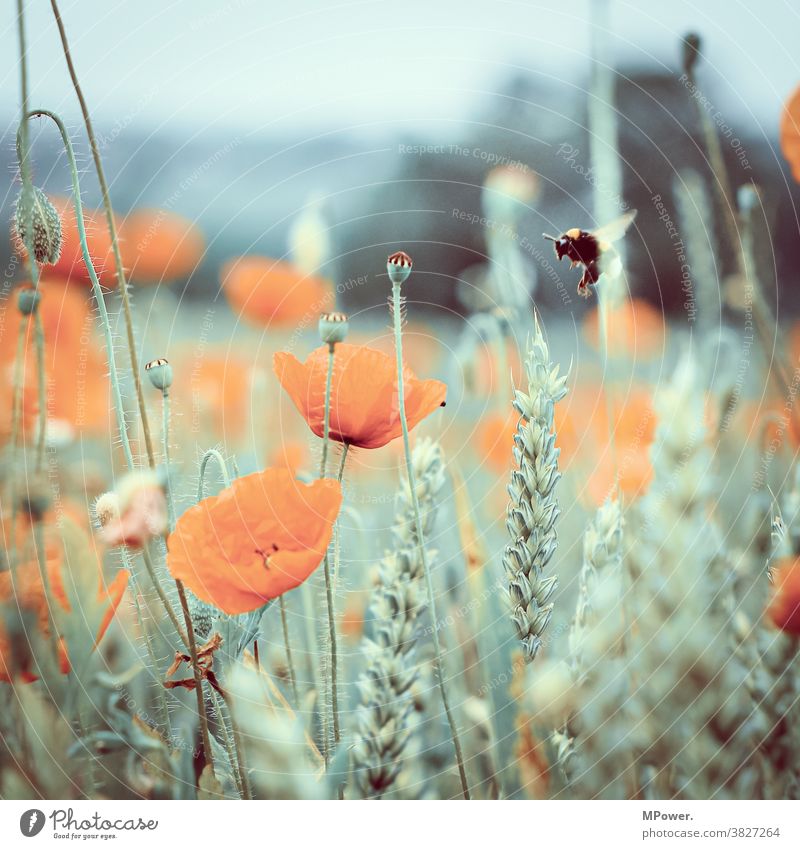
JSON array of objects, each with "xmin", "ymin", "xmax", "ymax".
[
  {"xmin": 161, "ymin": 388, "xmax": 215, "ymax": 778},
  {"xmin": 48, "ymin": 0, "xmax": 156, "ymax": 467},
  {"xmin": 18, "ymin": 109, "xmax": 133, "ymax": 470},
  {"xmin": 198, "ymin": 449, "xmax": 231, "ymax": 500},
  {"xmin": 391, "ymin": 281, "xmax": 471, "ymax": 800}
]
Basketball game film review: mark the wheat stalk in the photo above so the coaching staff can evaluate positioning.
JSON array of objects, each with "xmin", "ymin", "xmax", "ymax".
[
  {"xmin": 505, "ymin": 315, "xmax": 568, "ymax": 662},
  {"xmin": 352, "ymin": 438, "xmax": 446, "ymax": 798}
]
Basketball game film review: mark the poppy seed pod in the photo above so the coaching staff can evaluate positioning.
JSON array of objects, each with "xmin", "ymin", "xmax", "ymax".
[
  {"xmin": 318, "ymin": 311, "xmax": 349, "ymax": 345},
  {"xmin": 17, "ymin": 285, "xmax": 41, "ymax": 316},
  {"xmin": 14, "ymin": 186, "xmax": 63, "ymax": 265},
  {"xmin": 387, "ymin": 250, "xmax": 413, "ymax": 286},
  {"xmin": 145, "ymin": 358, "xmax": 173, "ymax": 391}
]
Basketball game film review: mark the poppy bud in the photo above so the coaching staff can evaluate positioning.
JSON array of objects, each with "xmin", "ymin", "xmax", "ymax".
[
  {"xmin": 145, "ymin": 357, "xmax": 173, "ymax": 391},
  {"xmin": 17, "ymin": 285, "xmax": 40, "ymax": 316},
  {"xmin": 681, "ymin": 32, "xmax": 702, "ymax": 77},
  {"xmin": 14, "ymin": 186, "xmax": 62, "ymax": 265},
  {"xmin": 387, "ymin": 251, "xmax": 413, "ymax": 286},
  {"xmin": 318, "ymin": 311, "xmax": 349, "ymax": 345}
]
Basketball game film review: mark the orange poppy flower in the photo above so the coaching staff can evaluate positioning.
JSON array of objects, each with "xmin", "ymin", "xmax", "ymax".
[
  {"xmin": 780, "ymin": 85, "xmax": 800, "ymax": 183},
  {"xmin": 555, "ymin": 384, "xmax": 656, "ymax": 506},
  {"xmin": 0, "ymin": 278, "xmax": 111, "ymax": 441},
  {"xmin": 582, "ymin": 298, "xmax": 666, "ymax": 359},
  {"xmin": 273, "ymin": 343, "xmax": 447, "ymax": 450},
  {"xmin": 172, "ymin": 349, "xmax": 253, "ymax": 441},
  {"xmin": 767, "ymin": 557, "xmax": 800, "ymax": 635},
  {"xmin": 166, "ymin": 468, "xmax": 342, "ymax": 614},
  {"xmin": 222, "ymin": 256, "xmax": 331, "ymax": 328},
  {"xmin": 0, "ymin": 547, "xmax": 128, "ymax": 682},
  {"xmin": 16, "ymin": 195, "xmax": 118, "ymax": 286},
  {"xmin": 120, "ymin": 209, "xmax": 205, "ymax": 283}
]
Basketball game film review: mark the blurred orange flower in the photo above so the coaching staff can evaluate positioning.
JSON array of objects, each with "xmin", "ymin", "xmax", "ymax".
[
  {"xmin": 767, "ymin": 557, "xmax": 800, "ymax": 635},
  {"xmin": 476, "ymin": 410, "xmax": 516, "ymax": 474},
  {"xmin": 166, "ymin": 468, "xmax": 342, "ymax": 614},
  {"xmin": 222, "ymin": 256, "xmax": 331, "ymax": 327},
  {"xmin": 780, "ymin": 85, "xmax": 800, "ymax": 183},
  {"xmin": 120, "ymin": 209, "xmax": 205, "ymax": 283},
  {"xmin": 582, "ymin": 298, "xmax": 666, "ymax": 359},
  {"xmin": 274, "ymin": 343, "xmax": 447, "ymax": 449},
  {"xmin": 0, "ymin": 547, "xmax": 128, "ymax": 683},
  {"xmin": 556, "ymin": 385, "xmax": 656, "ymax": 506},
  {"xmin": 0, "ymin": 278, "xmax": 111, "ymax": 441},
  {"xmin": 172, "ymin": 350, "xmax": 253, "ymax": 441}
]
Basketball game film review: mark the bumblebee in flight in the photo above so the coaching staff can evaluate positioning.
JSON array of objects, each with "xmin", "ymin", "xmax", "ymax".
[{"xmin": 544, "ymin": 209, "xmax": 637, "ymax": 298}]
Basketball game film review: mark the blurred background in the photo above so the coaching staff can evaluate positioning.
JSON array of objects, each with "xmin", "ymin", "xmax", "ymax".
[{"xmin": 1, "ymin": 0, "xmax": 799, "ymax": 319}]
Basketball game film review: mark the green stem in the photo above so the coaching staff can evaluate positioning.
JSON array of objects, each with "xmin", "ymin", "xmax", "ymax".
[
  {"xmin": 10, "ymin": 0, "xmax": 38, "ymax": 583},
  {"xmin": 319, "ymin": 342, "xmax": 340, "ymax": 762},
  {"xmin": 321, "ymin": 342, "xmax": 335, "ymax": 477},
  {"xmin": 162, "ymin": 392, "xmax": 177, "ymax": 530},
  {"xmin": 123, "ymin": 551, "xmax": 174, "ymax": 745},
  {"xmin": 49, "ymin": 0, "xmax": 156, "ymax": 467},
  {"xmin": 220, "ymin": 688, "xmax": 252, "ymax": 799},
  {"xmin": 391, "ymin": 281, "xmax": 471, "ymax": 800},
  {"xmin": 17, "ymin": 109, "xmax": 133, "ymax": 470},
  {"xmin": 176, "ymin": 579, "xmax": 216, "ymax": 777},
  {"xmin": 279, "ymin": 596, "xmax": 299, "ymax": 705},
  {"xmin": 34, "ymin": 311, "xmax": 46, "ymax": 472},
  {"xmin": 15, "ymin": 0, "xmax": 39, "ymax": 293},
  {"xmin": 161, "ymin": 389, "xmax": 215, "ymax": 778},
  {"xmin": 140, "ymin": 545, "xmax": 187, "ymax": 646},
  {"xmin": 7, "ymin": 319, "xmax": 29, "ymax": 579},
  {"xmin": 33, "ymin": 520, "xmax": 61, "ymax": 670}
]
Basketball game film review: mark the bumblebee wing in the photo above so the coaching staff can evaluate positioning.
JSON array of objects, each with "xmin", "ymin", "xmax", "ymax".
[{"xmin": 593, "ymin": 209, "xmax": 637, "ymax": 245}]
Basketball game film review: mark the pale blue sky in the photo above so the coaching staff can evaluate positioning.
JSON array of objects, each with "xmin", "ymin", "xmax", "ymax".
[{"xmin": 1, "ymin": 0, "xmax": 797, "ymax": 142}]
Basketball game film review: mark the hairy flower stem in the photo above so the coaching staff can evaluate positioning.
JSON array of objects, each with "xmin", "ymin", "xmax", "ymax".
[
  {"xmin": 141, "ymin": 545, "xmax": 187, "ymax": 646},
  {"xmin": 18, "ymin": 110, "xmax": 134, "ymax": 470},
  {"xmin": 391, "ymin": 280, "xmax": 471, "ymax": 800},
  {"xmin": 161, "ymin": 389, "xmax": 215, "ymax": 777},
  {"xmin": 49, "ymin": 0, "xmax": 155, "ymax": 467},
  {"xmin": 280, "ymin": 596, "xmax": 299, "ymax": 705},
  {"xmin": 33, "ymin": 312, "xmax": 46, "ymax": 471},
  {"xmin": 7, "ymin": 320, "xmax": 29, "ymax": 578},
  {"xmin": 321, "ymin": 343, "xmax": 335, "ymax": 477},
  {"xmin": 32, "ymin": 520, "xmax": 61, "ymax": 668},
  {"xmin": 319, "ymin": 342, "xmax": 343, "ymax": 762},
  {"xmin": 9, "ymin": 0, "xmax": 40, "ymax": 580},
  {"xmin": 122, "ymin": 549, "xmax": 174, "ymax": 744},
  {"xmin": 17, "ymin": 111, "xmax": 192, "ymax": 653}
]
